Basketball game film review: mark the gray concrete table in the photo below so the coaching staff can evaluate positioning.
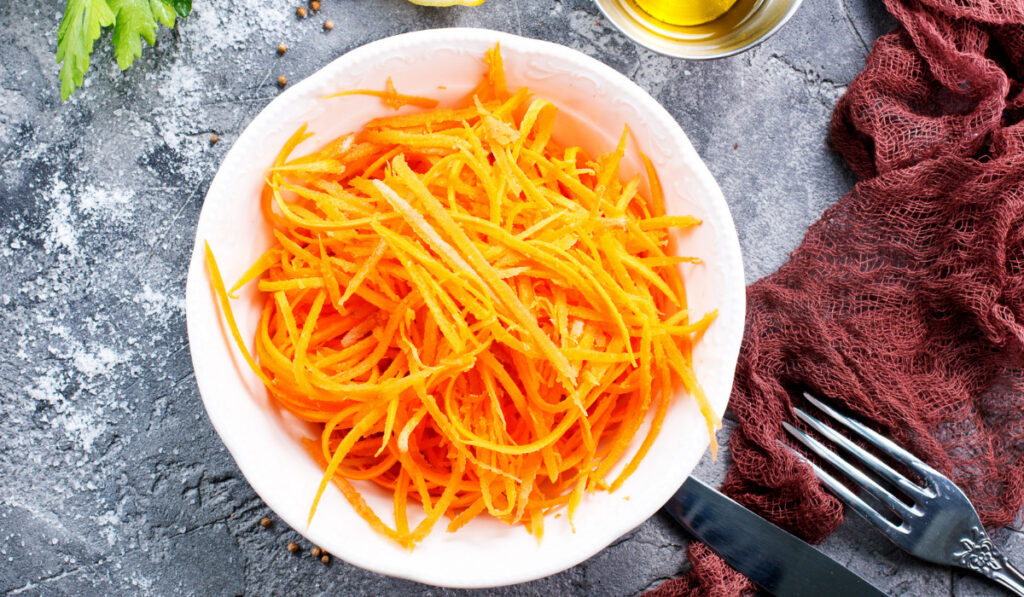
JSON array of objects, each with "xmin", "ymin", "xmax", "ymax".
[{"xmin": 0, "ymin": 0, "xmax": 1016, "ymax": 594}]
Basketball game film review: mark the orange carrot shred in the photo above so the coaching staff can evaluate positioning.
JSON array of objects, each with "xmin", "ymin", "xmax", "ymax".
[{"xmin": 324, "ymin": 76, "xmax": 440, "ymax": 110}]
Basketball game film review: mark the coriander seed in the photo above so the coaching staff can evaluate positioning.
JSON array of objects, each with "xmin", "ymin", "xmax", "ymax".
[
  {"xmin": 311, "ymin": 546, "xmax": 322, "ymax": 557},
  {"xmin": 277, "ymin": 76, "xmax": 288, "ymax": 88},
  {"xmin": 321, "ymin": 554, "xmax": 330, "ymax": 564},
  {"xmin": 296, "ymin": 6, "xmax": 307, "ymax": 17},
  {"xmin": 311, "ymin": 0, "xmax": 320, "ymax": 11},
  {"xmin": 209, "ymin": 134, "xmax": 219, "ymax": 145},
  {"xmin": 277, "ymin": 44, "xmax": 287, "ymax": 55},
  {"xmin": 259, "ymin": 517, "xmax": 271, "ymax": 528},
  {"xmin": 287, "ymin": 541, "xmax": 299, "ymax": 552},
  {"xmin": 323, "ymin": 20, "xmax": 334, "ymax": 31}
]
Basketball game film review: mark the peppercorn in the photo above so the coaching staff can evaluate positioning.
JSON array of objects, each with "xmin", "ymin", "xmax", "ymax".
[
  {"xmin": 310, "ymin": 0, "xmax": 320, "ymax": 11},
  {"xmin": 277, "ymin": 44, "xmax": 287, "ymax": 55},
  {"xmin": 209, "ymin": 134, "xmax": 219, "ymax": 145},
  {"xmin": 277, "ymin": 76, "xmax": 288, "ymax": 88},
  {"xmin": 321, "ymin": 554, "xmax": 330, "ymax": 564},
  {"xmin": 287, "ymin": 541, "xmax": 299, "ymax": 553},
  {"xmin": 323, "ymin": 20, "xmax": 334, "ymax": 31},
  {"xmin": 296, "ymin": 6, "xmax": 307, "ymax": 17},
  {"xmin": 259, "ymin": 517, "xmax": 271, "ymax": 528},
  {"xmin": 311, "ymin": 546, "xmax": 322, "ymax": 557}
]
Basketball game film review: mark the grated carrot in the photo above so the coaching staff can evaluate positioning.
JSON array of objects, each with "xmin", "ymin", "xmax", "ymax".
[
  {"xmin": 206, "ymin": 44, "xmax": 718, "ymax": 548},
  {"xmin": 325, "ymin": 76, "xmax": 441, "ymax": 110}
]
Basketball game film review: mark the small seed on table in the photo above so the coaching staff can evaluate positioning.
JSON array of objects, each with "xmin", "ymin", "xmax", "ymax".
[
  {"xmin": 321, "ymin": 554, "xmax": 330, "ymax": 564},
  {"xmin": 287, "ymin": 541, "xmax": 299, "ymax": 552},
  {"xmin": 296, "ymin": 6, "xmax": 307, "ymax": 17},
  {"xmin": 278, "ymin": 76, "xmax": 288, "ymax": 88},
  {"xmin": 260, "ymin": 517, "xmax": 271, "ymax": 528},
  {"xmin": 311, "ymin": 546, "xmax": 322, "ymax": 557},
  {"xmin": 277, "ymin": 44, "xmax": 288, "ymax": 55},
  {"xmin": 323, "ymin": 20, "xmax": 334, "ymax": 31}
]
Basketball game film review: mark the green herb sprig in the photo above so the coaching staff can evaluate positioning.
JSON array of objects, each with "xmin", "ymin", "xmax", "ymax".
[{"xmin": 57, "ymin": 0, "xmax": 191, "ymax": 100}]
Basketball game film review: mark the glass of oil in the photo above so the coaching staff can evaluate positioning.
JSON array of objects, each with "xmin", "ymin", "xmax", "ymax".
[{"xmin": 595, "ymin": 0, "xmax": 803, "ymax": 59}]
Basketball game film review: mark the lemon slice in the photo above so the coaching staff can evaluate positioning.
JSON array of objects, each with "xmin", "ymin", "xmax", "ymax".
[
  {"xmin": 407, "ymin": 0, "xmax": 485, "ymax": 6},
  {"xmin": 634, "ymin": 0, "xmax": 739, "ymax": 26}
]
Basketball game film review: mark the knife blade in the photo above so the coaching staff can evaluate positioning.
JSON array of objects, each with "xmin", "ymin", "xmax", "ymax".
[{"xmin": 665, "ymin": 477, "xmax": 888, "ymax": 597}]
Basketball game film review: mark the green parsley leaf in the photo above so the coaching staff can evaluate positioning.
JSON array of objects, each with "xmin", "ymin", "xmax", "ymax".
[
  {"xmin": 168, "ymin": 0, "xmax": 191, "ymax": 18},
  {"xmin": 107, "ymin": 0, "xmax": 159, "ymax": 70},
  {"xmin": 57, "ymin": 0, "xmax": 187, "ymax": 100},
  {"xmin": 149, "ymin": 0, "xmax": 177, "ymax": 28},
  {"xmin": 57, "ymin": 0, "xmax": 115, "ymax": 101}
]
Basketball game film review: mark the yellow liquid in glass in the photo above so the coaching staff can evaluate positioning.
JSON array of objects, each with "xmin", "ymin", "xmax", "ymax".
[{"xmin": 633, "ymin": 0, "xmax": 740, "ymax": 26}]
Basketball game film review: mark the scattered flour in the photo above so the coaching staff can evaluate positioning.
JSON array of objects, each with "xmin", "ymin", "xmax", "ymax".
[
  {"xmin": 143, "ymin": 0, "xmax": 293, "ymax": 180},
  {"xmin": 153, "ymin": 61, "xmax": 204, "ymax": 154},
  {"xmin": 43, "ymin": 179, "xmax": 78, "ymax": 255},
  {"xmin": 42, "ymin": 174, "xmax": 137, "ymax": 257},
  {"xmin": 138, "ymin": 283, "xmax": 185, "ymax": 320},
  {"xmin": 78, "ymin": 185, "xmax": 133, "ymax": 221},
  {"xmin": 73, "ymin": 344, "xmax": 127, "ymax": 379},
  {"xmin": 94, "ymin": 511, "xmax": 120, "ymax": 547},
  {"xmin": 18, "ymin": 147, "xmax": 172, "ymax": 460},
  {"xmin": 182, "ymin": 0, "xmax": 291, "ymax": 53},
  {"xmin": 25, "ymin": 375, "xmax": 64, "ymax": 408},
  {"xmin": 129, "ymin": 571, "xmax": 155, "ymax": 591},
  {"xmin": 59, "ymin": 409, "xmax": 106, "ymax": 454},
  {"xmin": 25, "ymin": 326, "xmax": 129, "ymax": 453}
]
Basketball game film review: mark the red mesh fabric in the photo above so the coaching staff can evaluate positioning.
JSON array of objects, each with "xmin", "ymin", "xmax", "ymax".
[{"xmin": 648, "ymin": 0, "xmax": 1024, "ymax": 594}]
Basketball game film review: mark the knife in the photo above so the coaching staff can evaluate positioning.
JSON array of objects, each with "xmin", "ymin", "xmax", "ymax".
[{"xmin": 665, "ymin": 477, "xmax": 888, "ymax": 597}]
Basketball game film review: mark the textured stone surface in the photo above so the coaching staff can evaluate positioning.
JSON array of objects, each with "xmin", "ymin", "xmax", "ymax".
[{"xmin": 0, "ymin": 0, "xmax": 1014, "ymax": 595}]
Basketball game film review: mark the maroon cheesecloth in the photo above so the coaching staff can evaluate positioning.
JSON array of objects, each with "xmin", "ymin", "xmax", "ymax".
[{"xmin": 649, "ymin": 0, "xmax": 1024, "ymax": 594}]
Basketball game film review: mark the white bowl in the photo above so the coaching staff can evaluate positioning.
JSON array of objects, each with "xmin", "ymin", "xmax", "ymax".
[{"xmin": 185, "ymin": 28, "xmax": 744, "ymax": 589}]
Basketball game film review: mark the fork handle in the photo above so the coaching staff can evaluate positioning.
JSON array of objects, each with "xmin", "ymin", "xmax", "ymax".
[
  {"xmin": 952, "ymin": 528, "xmax": 1024, "ymax": 596},
  {"xmin": 989, "ymin": 560, "xmax": 1024, "ymax": 597}
]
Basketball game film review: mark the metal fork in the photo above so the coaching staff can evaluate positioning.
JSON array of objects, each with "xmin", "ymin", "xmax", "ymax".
[{"xmin": 782, "ymin": 392, "xmax": 1024, "ymax": 596}]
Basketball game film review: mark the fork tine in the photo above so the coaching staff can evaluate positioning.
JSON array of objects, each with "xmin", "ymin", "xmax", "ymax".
[
  {"xmin": 782, "ymin": 420, "xmax": 916, "ymax": 519},
  {"xmin": 779, "ymin": 436, "xmax": 908, "ymax": 539},
  {"xmin": 803, "ymin": 392, "xmax": 940, "ymax": 488},
  {"xmin": 792, "ymin": 405, "xmax": 930, "ymax": 502}
]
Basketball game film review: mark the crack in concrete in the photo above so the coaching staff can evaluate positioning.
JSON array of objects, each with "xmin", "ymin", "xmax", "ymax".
[
  {"xmin": 512, "ymin": 0, "xmax": 524, "ymax": 36},
  {"xmin": 629, "ymin": 60, "xmax": 643, "ymax": 81},
  {"xmin": 232, "ymin": 67, "xmax": 277, "ymax": 134},
  {"xmin": 606, "ymin": 529, "xmax": 639, "ymax": 550},
  {"xmin": 201, "ymin": 94, "xmax": 278, "ymax": 109},
  {"xmin": 639, "ymin": 572, "xmax": 681, "ymax": 593},
  {"xmin": 632, "ymin": 536, "xmax": 683, "ymax": 550},
  {"xmin": 166, "ymin": 512, "xmax": 234, "ymax": 540},
  {"xmin": 767, "ymin": 53, "xmax": 849, "ymax": 109},
  {"xmin": 769, "ymin": 54, "xmax": 847, "ymax": 89},
  {"xmin": 838, "ymin": 0, "xmax": 870, "ymax": 56},
  {"xmin": 182, "ymin": 127, "xmax": 221, "ymax": 137},
  {"xmin": 7, "ymin": 558, "xmax": 109, "ymax": 595},
  {"xmin": 165, "ymin": 341, "xmax": 191, "ymax": 361},
  {"xmin": 171, "ymin": 369, "xmax": 196, "ymax": 388},
  {"xmin": 0, "ymin": 145, "xmax": 18, "ymax": 168},
  {"xmin": 139, "ymin": 181, "xmax": 203, "ymax": 270},
  {"xmin": 193, "ymin": 470, "xmax": 206, "ymax": 509}
]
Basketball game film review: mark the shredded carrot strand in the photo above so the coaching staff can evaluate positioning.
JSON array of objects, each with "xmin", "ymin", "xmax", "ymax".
[{"xmin": 325, "ymin": 76, "xmax": 440, "ymax": 110}]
